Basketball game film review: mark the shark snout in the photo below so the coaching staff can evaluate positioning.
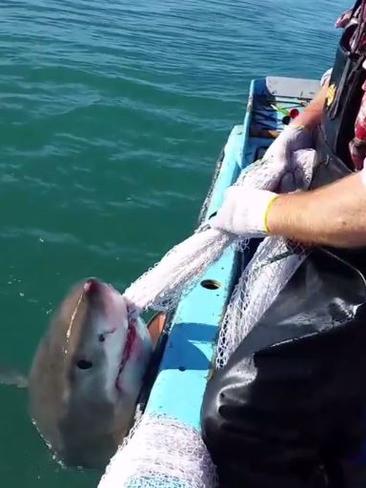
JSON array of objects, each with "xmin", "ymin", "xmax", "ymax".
[
  {"xmin": 83, "ymin": 278, "xmax": 117, "ymax": 306},
  {"xmin": 83, "ymin": 278, "xmax": 102, "ymax": 296}
]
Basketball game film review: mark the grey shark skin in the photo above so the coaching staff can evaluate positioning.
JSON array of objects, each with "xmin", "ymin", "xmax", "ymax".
[{"xmin": 29, "ymin": 278, "xmax": 152, "ymax": 469}]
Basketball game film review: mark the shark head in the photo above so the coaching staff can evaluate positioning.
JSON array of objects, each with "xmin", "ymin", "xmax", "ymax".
[{"xmin": 29, "ymin": 278, "xmax": 152, "ymax": 468}]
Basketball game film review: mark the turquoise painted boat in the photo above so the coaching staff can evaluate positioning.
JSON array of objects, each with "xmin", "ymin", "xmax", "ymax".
[
  {"xmin": 143, "ymin": 76, "xmax": 320, "ymax": 429},
  {"xmin": 99, "ymin": 76, "xmax": 321, "ymax": 487}
]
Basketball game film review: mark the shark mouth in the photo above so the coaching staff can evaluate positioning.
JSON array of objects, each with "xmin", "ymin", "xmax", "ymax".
[{"xmin": 115, "ymin": 318, "xmax": 137, "ymax": 392}]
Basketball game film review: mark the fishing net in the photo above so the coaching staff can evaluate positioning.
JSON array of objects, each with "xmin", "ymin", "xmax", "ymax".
[
  {"xmin": 101, "ymin": 149, "xmax": 316, "ymax": 488},
  {"xmin": 215, "ymin": 236, "xmax": 308, "ymax": 368},
  {"xmin": 124, "ymin": 226, "xmax": 235, "ymax": 314},
  {"xmin": 124, "ymin": 149, "xmax": 316, "ymax": 320},
  {"xmin": 215, "ymin": 150, "xmax": 315, "ymax": 368},
  {"xmin": 98, "ymin": 414, "xmax": 218, "ymax": 488}
]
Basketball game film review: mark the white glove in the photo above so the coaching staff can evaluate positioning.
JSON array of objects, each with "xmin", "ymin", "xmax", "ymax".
[
  {"xmin": 211, "ymin": 149, "xmax": 316, "ymax": 238},
  {"xmin": 243, "ymin": 125, "xmax": 313, "ymax": 192},
  {"xmin": 264, "ymin": 124, "xmax": 313, "ymax": 165},
  {"xmin": 210, "ymin": 187, "xmax": 278, "ymax": 237},
  {"xmin": 267, "ymin": 125, "xmax": 313, "ymax": 192}
]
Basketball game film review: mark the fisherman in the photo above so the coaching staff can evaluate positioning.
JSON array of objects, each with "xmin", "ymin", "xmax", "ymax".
[{"xmin": 202, "ymin": 2, "xmax": 366, "ymax": 487}]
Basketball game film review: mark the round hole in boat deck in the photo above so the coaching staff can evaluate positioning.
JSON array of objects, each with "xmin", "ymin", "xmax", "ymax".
[
  {"xmin": 201, "ymin": 279, "xmax": 221, "ymax": 290},
  {"xmin": 179, "ymin": 366, "xmax": 186, "ymax": 372}
]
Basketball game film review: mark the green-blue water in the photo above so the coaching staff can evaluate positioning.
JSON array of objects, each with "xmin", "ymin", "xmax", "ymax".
[{"xmin": 0, "ymin": 0, "xmax": 348, "ymax": 485}]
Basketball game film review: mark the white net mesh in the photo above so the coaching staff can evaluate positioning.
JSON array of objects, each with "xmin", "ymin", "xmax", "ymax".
[
  {"xmin": 215, "ymin": 237, "xmax": 308, "ymax": 368},
  {"xmin": 237, "ymin": 147, "xmax": 314, "ymax": 192},
  {"xmin": 216, "ymin": 149, "xmax": 316, "ymax": 368},
  {"xmin": 100, "ymin": 149, "xmax": 316, "ymax": 487},
  {"xmin": 124, "ymin": 149, "xmax": 315, "ymax": 319},
  {"xmin": 124, "ymin": 227, "xmax": 235, "ymax": 314},
  {"xmin": 98, "ymin": 415, "xmax": 218, "ymax": 488}
]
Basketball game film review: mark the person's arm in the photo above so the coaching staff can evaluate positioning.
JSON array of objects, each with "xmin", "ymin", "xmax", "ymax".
[
  {"xmin": 267, "ymin": 170, "xmax": 366, "ymax": 248},
  {"xmin": 253, "ymin": 80, "xmax": 329, "ymax": 193},
  {"xmin": 290, "ymin": 81, "xmax": 329, "ymax": 130}
]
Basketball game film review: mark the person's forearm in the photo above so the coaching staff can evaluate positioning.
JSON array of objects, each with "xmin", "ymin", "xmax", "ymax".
[
  {"xmin": 267, "ymin": 171, "xmax": 366, "ymax": 248},
  {"xmin": 290, "ymin": 82, "xmax": 329, "ymax": 130}
]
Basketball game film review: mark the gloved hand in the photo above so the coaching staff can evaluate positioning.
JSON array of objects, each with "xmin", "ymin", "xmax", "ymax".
[
  {"xmin": 243, "ymin": 125, "xmax": 314, "ymax": 192},
  {"xmin": 210, "ymin": 187, "xmax": 278, "ymax": 237},
  {"xmin": 264, "ymin": 124, "xmax": 313, "ymax": 165}
]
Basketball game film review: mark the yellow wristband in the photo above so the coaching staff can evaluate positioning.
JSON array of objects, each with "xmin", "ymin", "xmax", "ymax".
[{"xmin": 264, "ymin": 195, "xmax": 280, "ymax": 233}]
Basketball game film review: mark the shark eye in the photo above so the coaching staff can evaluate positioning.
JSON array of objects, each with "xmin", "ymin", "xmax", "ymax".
[
  {"xmin": 98, "ymin": 334, "xmax": 105, "ymax": 342},
  {"xmin": 76, "ymin": 359, "xmax": 93, "ymax": 370}
]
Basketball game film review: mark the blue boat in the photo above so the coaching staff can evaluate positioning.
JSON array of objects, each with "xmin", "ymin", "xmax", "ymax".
[{"xmin": 99, "ymin": 76, "xmax": 321, "ymax": 487}]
